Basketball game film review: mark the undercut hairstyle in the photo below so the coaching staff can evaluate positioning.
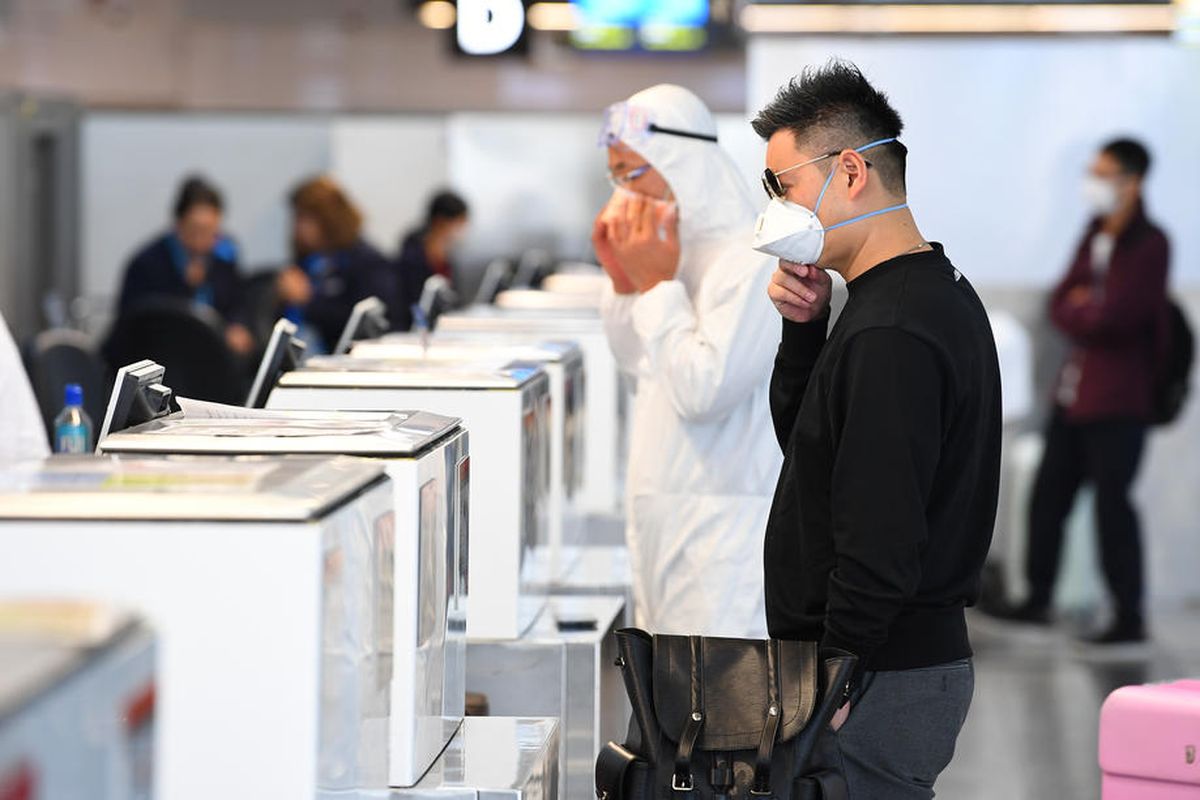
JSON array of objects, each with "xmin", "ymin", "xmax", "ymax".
[
  {"xmin": 173, "ymin": 175, "xmax": 223, "ymax": 221},
  {"xmin": 1102, "ymin": 138, "xmax": 1151, "ymax": 178},
  {"xmin": 752, "ymin": 59, "xmax": 907, "ymax": 194}
]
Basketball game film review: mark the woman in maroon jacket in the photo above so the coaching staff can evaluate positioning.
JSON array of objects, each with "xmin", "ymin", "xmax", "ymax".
[{"xmin": 1007, "ymin": 138, "xmax": 1169, "ymax": 644}]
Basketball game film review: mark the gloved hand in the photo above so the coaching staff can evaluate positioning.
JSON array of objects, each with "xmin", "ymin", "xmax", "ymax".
[
  {"xmin": 591, "ymin": 213, "xmax": 637, "ymax": 295},
  {"xmin": 607, "ymin": 192, "xmax": 680, "ymax": 293}
]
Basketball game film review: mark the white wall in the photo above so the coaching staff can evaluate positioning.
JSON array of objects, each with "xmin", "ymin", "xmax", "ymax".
[
  {"xmin": 82, "ymin": 113, "xmax": 332, "ymax": 297},
  {"xmin": 747, "ymin": 36, "xmax": 1200, "ymax": 288},
  {"xmin": 328, "ymin": 116, "xmax": 449, "ymax": 253}
]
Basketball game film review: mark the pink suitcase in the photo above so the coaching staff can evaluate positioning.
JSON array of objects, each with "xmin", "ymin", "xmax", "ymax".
[{"xmin": 1099, "ymin": 679, "xmax": 1200, "ymax": 799}]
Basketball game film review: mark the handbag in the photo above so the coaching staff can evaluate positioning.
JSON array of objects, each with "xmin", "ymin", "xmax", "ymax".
[{"xmin": 596, "ymin": 628, "xmax": 857, "ymax": 800}]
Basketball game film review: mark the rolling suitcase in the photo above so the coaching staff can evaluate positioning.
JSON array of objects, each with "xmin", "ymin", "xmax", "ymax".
[{"xmin": 1099, "ymin": 679, "xmax": 1200, "ymax": 798}]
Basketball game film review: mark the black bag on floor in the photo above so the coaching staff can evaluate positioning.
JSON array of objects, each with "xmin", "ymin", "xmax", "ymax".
[{"xmin": 596, "ymin": 628, "xmax": 857, "ymax": 800}]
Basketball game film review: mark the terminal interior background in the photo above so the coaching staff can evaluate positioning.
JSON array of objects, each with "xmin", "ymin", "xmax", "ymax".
[{"xmin": 1, "ymin": 1, "xmax": 1199, "ymax": 798}]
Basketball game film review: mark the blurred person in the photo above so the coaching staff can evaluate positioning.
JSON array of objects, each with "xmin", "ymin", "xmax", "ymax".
[
  {"xmin": 116, "ymin": 175, "xmax": 254, "ymax": 355},
  {"xmin": 592, "ymin": 85, "xmax": 781, "ymax": 638},
  {"xmin": 0, "ymin": 310, "xmax": 49, "ymax": 466},
  {"xmin": 276, "ymin": 176, "xmax": 395, "ymax": 352},
  {"xmin": 754, "ymin": 61, "xmax": 1000, "ymax": 797},
  {"xmin": 1001, "ymin": 138, "xmax": 1169, "ymax": 644},
  {"xmin": 394, "ymin": 190, "xmax": 468, "ymax": 330}
]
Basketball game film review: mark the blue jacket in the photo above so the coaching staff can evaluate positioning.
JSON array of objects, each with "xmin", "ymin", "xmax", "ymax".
[
  {"xmin": 287, "ymin": 239, "xmax": 397, "ymax": 349},
  {"xmin": 118, "ymin": 233, "xmax": 244, "ymax": 323}
]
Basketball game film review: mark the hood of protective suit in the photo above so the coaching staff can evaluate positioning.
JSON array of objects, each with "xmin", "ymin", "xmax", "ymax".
[{"xmin": 612, "ymin": 84, "xmax": 758, "ymax": 243}]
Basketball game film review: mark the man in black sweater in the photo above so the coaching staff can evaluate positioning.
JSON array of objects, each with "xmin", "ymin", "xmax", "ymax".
[{"xmin": 752, "ymin": 61, "xmax": 1001, "ymax": 798}]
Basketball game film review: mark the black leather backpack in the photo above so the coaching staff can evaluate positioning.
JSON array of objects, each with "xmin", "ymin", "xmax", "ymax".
[{"xmin": 596, "ymin": 628, "xmax": 857, "ymax": 800}]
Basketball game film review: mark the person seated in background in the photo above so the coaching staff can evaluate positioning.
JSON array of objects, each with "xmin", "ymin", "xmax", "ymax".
[
  {"xmin": 0, "ymin": 310, "xmax": 49, "ymax": 466},
  {"xmin": 276, "ymin": 176, "xmax": 396, "ymax": 352},
  {"xmin": 116, "ymin": 175, "xmax": 254, "ymax": 356},
  {"xmin": 393, "ymin": 190, "xmax": 469, "ymax": 331}
]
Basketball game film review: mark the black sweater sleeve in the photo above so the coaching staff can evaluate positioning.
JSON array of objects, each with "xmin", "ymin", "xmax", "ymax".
[
  {"xmin": 769, "ymin": 315, "xmax": 830, "ymax": 452},
  {"xmin": 820, "ymin": 327, "xmax": 945, "ymax": 662}
]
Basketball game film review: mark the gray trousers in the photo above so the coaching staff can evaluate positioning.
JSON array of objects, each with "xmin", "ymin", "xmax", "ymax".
[{"xmin": 832, "ymin": 658, "xmax": 974, "ymax": 799}]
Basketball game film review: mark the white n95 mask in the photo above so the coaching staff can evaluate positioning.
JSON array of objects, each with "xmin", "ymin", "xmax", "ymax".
[
  {"xmin": 752, "ymin": 198, "xmax": 826, "ymax": 265},
  {"xmin": 1083, "ymin": 176, "xmax": 1120, "ymax": 216}
]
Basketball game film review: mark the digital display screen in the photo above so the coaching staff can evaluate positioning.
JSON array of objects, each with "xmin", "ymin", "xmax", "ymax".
[{"xmin": 571, "ymin": 0, "xmax": 711, "ymax": 51}]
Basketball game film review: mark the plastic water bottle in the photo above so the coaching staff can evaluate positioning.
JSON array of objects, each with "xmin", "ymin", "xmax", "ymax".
[{"xmin": 53, "ymin": 384, "xmax": 92, "ymax": 454}]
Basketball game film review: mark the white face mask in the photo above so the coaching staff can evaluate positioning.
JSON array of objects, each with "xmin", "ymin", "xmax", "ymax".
[
  {"xmin": 1083, "ymin": 176, "xmax": 1120, "ymax": 216},
  {"xmin": 752, "ymin": 198, "xmax": 827, "ymax": 265}
]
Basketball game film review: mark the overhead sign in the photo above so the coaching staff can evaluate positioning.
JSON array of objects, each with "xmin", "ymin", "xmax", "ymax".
[{"xmin": 456, "ymin": 0, "xmax": 528, "ymax": 55}]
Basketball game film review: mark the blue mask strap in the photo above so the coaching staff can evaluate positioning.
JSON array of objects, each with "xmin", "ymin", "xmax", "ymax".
[
  {"xmin": 825, "ymin": 203, "xmax": 909, "ymax": 231},
  {"xmin": 813, "ymin": 136, "xmax": 901, "ymax": 223}
]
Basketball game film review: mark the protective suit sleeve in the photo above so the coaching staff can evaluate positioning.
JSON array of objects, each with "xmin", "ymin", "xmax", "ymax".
[
  {"xmin": 628, "ymin": 251, "xmax": 777, "ymax": 424},
  {"xmin": 0, "ymin": 315, "xmax": 50, "ymax": 466},
  {"xmin": 820, "ymin": 327, "xmax": 943, "ymax": 663},
  {"xmin": 600, "ymin": 282, "xmax": 646, "ymax": 380}
]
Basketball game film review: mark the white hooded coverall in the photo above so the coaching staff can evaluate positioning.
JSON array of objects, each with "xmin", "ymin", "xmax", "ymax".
[{"xmin": 600, "ymin": 85, "xmax": 781, "ymax": 638}]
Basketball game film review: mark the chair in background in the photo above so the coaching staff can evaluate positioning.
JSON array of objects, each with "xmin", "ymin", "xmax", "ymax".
[
  {"xmin": 102, "ymin": 298, "xmax": 245, "ymax": 405},
  {"xmin": 239, "ymin": 268, "xmax": 284, "ymax": 346},
  {"xmin": 21, "ymin": 328, "xmax": 110, "ymax": 442}
]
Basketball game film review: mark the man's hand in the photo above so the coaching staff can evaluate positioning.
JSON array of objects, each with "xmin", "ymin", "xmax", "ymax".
[
  {"xmin": 184, "ymin": 256, "xmax": 207, "ymax": 290},
  {"xmin": 768, "ymin": 260, "xmax": 832, "ymax": 323},
  {"xmin": 591, "ymin": 214, "xmax": 637, "ymax": 295},
  {"xmin": 224, "ymin": 323, "xmax": 255, "ymax": 356},
  {"xmin": 608, "ymin": 193, "xmax": 680, "ymax": 293},
  {"xmin": 830, "ymin": 701, "xmax": 851, "ymax": 732},
  {"xmin": 276, "ymin": 266, "xmax": 313, "ymax": 306},
  {"xmin": 1066, "ymin": 285, "xmax": 1093, "ymax": 308}
]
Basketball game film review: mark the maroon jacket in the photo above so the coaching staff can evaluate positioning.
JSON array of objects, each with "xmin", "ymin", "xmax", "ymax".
[{"xmin": 1050, "ymin": 202, "xmax": 1170, "ymax": 423}]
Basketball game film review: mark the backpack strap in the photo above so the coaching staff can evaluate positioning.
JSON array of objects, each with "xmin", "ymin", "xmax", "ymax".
[
  {"xmin": 672, "ymin": 636, "xmax": 705, "ymax": 792},
  {"xmin": 751, "ymin": 639, "xmax": 783, "ymax": 796}
]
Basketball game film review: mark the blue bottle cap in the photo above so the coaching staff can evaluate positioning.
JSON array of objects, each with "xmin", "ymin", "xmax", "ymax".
[{"xmin": 64, "ymin": 383, "xmax": 83, "ymax": 407}]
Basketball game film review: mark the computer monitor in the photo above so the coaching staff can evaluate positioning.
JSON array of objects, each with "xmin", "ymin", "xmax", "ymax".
[
  {"xmin": 417, "ymin": 275, "xmax": 456, "ymax": 331},
  {"xmin": 473, "ymin": 258, "xmax": 515, "ymax": 305},
  {"xmin": 97, "ymin": 360, "xmax": 180, "ymax": 443},
  {"xmin": 245, "ymin": 318, "xmax": 307, "ymax": 409},
  {"xmin": 332, "ymin": 296, "xmax": 390, "ymax": 356}
]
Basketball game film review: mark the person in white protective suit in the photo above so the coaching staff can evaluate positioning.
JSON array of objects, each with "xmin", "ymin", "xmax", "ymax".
[
  {"xmin": 0, "ymin": 311, "xmax": 50, "ymax": 467},
  {"xmin": 591, "ymin": 85, "xmax": 781, "ymax": 637}
]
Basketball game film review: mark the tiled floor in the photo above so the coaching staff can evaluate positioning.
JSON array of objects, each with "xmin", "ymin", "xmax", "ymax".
[{"xmin": 937, "ymin": 608, "xmax": 1200, "ymax": 799}]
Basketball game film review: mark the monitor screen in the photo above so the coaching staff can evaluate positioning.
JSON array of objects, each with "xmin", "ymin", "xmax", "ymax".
[
  {"xmin": 97, "ymin": 360, "xmax": 180, "ymax": 443},
  {"xmin": 332, "ymin": 297, "xmax": 390, "ymax": 356},
  {"xmin": 245, "ymin": 319, "xmax": 307, "ymax": 409}
]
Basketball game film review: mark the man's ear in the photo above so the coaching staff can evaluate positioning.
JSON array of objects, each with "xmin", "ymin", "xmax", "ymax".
[{"xmin": 842, "ymin": 151, "xmax": 869, "ymax": 198}]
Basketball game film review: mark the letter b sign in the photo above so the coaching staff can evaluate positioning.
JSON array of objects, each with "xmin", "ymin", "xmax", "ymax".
[{"xmin": 457, "ymin": 0, "xmax": 527, "ymax": 56}]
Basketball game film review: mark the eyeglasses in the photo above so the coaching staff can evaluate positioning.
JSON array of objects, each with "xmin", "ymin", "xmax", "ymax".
[
  {"xmin": 607, "ymin": 164, "xmax": 652, "ymax": 189},
  {"xmin": 761, "ymin": 151, "xmax": 840, "ymax": 200},
  {"xmin": 599, "ymin": 101, "xmax": 718, "ymax": 149},
  {"xmin": 761, "ymin": 138, "xmax": 903, "ymax": 200}
]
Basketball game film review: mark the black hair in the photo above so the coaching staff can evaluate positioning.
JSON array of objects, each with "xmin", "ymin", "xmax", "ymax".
[
  {"xmin": 426, "ymin": 190, "xmax": 468, "ymax": 227},
  {"xmin": 1101, "ymin": 138, "xmax": 1151, "ymax": 178},
  {"xmin": 752, "ymin": 59, "xmax": 907, "ymax": 194},
  {"xmin": 173, "ymin": 175, "xmax": 224, "ymax": 221}
]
